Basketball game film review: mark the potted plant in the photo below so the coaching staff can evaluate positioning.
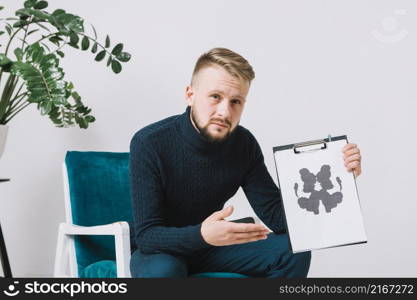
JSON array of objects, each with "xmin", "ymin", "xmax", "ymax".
[{"xmin": 0, "ymin": 0, "xmax": 131, "ymax": 159}]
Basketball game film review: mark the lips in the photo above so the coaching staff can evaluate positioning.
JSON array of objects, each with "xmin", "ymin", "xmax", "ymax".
[{"xmin": 211, "ymin": 122, "xmax": 228, "ymax": 128}]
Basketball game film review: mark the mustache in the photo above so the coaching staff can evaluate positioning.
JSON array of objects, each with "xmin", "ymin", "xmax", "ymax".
[{"xmin": 210, "ymin": 118, "xmax": 231, "ymax": 127}]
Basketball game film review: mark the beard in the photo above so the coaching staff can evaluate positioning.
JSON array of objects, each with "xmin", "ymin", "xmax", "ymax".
[{"xmin": 190, "ymin": 108, "xmax": 234, "ymax": 143}]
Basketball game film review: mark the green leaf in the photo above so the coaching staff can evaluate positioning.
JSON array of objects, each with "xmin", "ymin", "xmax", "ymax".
[
  {"xmin": 111, "ymin": 60, "xmax": 122, "ymax": 74},
  {"xmin": 68, "ymin": 17, "xmax": 84, "ymax": 33},
  {"xmin": 15, "ymin": 8, "xmax": 32, "ymax": 17},
  {"xmin": 91, "ymin": 42, "xmax": 98, "ymax": 54},
  {"xmin": 116, "ymin": 52, "xmax": 131, "ymax": 62},
  {"xmin": 31, "ymin": 9, "xmax": 50, "ymax": 20},
  {"xmin": 11, "ymin": 51, "xmax": 66, "ymax": 107},
  {"xmin": 0, "ymin": 6, "xmax": 3, "ymax": 11},
  {"xmin": 27, "ymin": 29, "xmax": 39, "ymax": 36},
  {"xmin": 55, "ymin": 13, "xmax": 84, "ymax": 33},
  {"xmin": 16, "ymin": 8, "xmax": 49, "ymax": 20},
  {"xmin": 105, "ymin": 35, "xmax": 110, "ymax": 48},
  {"xmin": 0, "ymin": 54, "xmax": 13, "ymax": 72},
  {"xmin": 14, "ymin": 48, "xmax": 23, "ymax": 61},
  {"xmin": 40, "ymin": 42, "xmax": 50, "ymax": 51},
  {"xmin": 24, "ymin": 0, "xmax": 37, "ymax": 9},
  {"xmin": 34, "ymin": 1, "xmax": 48, "ymax": 10},
  {"xmin": 106, "ymin": 55, "xmax": 112, "ymax": 67},
  {"xmin": 111, "ymin": 43, "xmax": 123, "ymax": 55},
  {"xmin": 69, "ymin": 31, "xmax": 79, "ymax": 47},
  {"xmin": 81, "ymin": 36, "xmax": 89, "ymax": 50},
  {"xmin": 0, "ymin": 31, "xmax": 4, "ymax": 36},
  {"xmin": 95, "ymin": 50, "xmax": 106, "ymax": 62},
  {"xmin": 13, "ymin": 20, "xmax": 29, "ymax": 28},
  {"xmin": 0, "ymin": 54, "xmax": 12, "ymax": 65},
  {"xmin": 19, "ymin": 14, "xmax": 30, "ymax": 21},
  {"xmin": 40, "ymin": 101, "xmax": 52, "ymax": 115},
  {"xmin": 56, "ymin": 51, "xmax": 65, "ymax": 58},
  {"xmin": 6, "ymin": 24, "xmax": 12, "ymax": 35},
  {"xmin": 79, "ymin": 118, "xmax": 88, "ymax": 129},
  {"xmin": 27, "ymin": 43, "xmax": 45, "ymax": 63},
  {"xmin": 71, "ymin": 91, "xmax": 81, "ymax": 102},
  {"xmin": 85, "ymin": 115, "xmax": 95, "ymax": 122},
  {"xmin": 52, "ymin": 9, "xmax": 65, "ymax": 17},
  {"xmin": 49, "ymin": 35, "xmax": 62, "ymax": 46}
]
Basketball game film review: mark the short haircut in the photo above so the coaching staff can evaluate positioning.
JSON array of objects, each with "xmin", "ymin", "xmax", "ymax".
[{"xmin": 191, "ymin": 47, "xmax": 255, "ymax": 86}]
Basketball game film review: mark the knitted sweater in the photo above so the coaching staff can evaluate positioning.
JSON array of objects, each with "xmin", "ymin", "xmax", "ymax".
[{"xmin": 129, "ymin": 106, "xmax": 286, "ymax": 255}]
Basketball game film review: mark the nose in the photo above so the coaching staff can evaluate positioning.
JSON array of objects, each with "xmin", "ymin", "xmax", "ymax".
[{"xmin": 215, "ymin": 100, "xmax": 231, "ymax": 119}]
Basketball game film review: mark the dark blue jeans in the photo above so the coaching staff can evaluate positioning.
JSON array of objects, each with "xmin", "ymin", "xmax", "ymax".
[{"xmin": 130, "ymin": 233, "xmax": 311, "ymax": 278}]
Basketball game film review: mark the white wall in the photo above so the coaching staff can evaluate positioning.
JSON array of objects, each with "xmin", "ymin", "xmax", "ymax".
[{"xmin": 0, "ymin": 0, "xmax": 415, "ymax": 277}]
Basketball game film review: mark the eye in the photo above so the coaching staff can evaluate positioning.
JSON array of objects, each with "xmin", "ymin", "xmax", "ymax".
[
  {"xmin": 231, "ymin": 99, "xmax": 241, "ymax": 105},
  {"xmin": 211, "ymin": 94, "xmax": 221, "ymax": 100}
]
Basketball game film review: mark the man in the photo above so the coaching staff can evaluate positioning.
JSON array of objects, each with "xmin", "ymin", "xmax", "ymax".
[{"xmin": 129, "ymin": 48, "xmax": 362, "ymax": 278}]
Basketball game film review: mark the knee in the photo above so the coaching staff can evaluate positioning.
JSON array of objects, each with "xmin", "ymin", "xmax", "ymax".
[{"xmin": 130, "ymin": 250, "xmax": 188, "ymax": 278}]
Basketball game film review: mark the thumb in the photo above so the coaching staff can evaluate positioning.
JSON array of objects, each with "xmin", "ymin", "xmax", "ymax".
[{"xmin": 214, "ymin": 205, "xmax": 234, "ymax": 220}]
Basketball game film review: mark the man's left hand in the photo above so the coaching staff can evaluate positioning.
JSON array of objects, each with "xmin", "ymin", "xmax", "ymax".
[{"xmin": 342, "ymin": 143, "xmax": 362, "ymax": 177}]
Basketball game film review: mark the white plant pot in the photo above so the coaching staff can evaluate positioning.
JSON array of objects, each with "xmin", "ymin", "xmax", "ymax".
[{"xmin": 0, "ymin": 125, "xmax": 8, "ymax": 160}]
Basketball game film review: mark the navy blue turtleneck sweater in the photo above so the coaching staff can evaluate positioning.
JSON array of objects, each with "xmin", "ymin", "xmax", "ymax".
[{"xmin": 129, "ymin": 106, "xmax": 286, "ymax": 255}]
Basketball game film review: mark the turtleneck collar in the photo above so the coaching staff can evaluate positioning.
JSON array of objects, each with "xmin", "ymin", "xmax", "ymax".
[{"xmin": 176, "ymin": 106, "xmax": 237, "ymax": 153}]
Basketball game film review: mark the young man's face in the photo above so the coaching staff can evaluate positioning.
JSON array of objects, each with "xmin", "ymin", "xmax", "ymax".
[{"xmin": 185, "ymin": 65, "xmax": 250, "ymax": 143}]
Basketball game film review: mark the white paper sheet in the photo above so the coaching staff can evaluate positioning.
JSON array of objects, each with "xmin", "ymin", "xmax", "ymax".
[{"xmin": 273, "ymin": 136, "xmax": 367, "ymax": 253}]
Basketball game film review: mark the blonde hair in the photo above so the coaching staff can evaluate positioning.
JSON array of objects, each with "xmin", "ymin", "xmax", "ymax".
[{"xmin": 191, "ymin": 47, "xmax": 255, "ymax": 85}]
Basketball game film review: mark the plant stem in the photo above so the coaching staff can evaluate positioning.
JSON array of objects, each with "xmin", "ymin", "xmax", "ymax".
[
  {"xmin": 7, "ymin": 96, "xmax": 29, "ymax": 114},
  {"xmin": 51, "ymin": 40, "xmax": 68, "ymax": 54},
  {"xmin": 78, "ymin": 32, "xmax": 115, "ymax": 58},
  {"xmin": 11, "ymin": 81, "xmax": 25, "ymax": 103},
  {"xmin": 6, "ymin": 92, "xmax": 27, "ymax": 114},
  {"xmin": 4, "ymin": 102, "xmax": 31, "ymax": 124},
  {"xmin": 0, "ymin": 27, "xmax": 24, "ymax": 84},
  {"xmin": 21, "ymin": 17, "xmax": 32, "ymax": 49},
  {"xmin": 0, "ymin": 74, "xmax": 17, "ymax": 123},
  {"xmin": 30, "ymin": 32, "xmax": 61, "ymax": 48},
  {"xmin": 4, "ymin": 27, "xmax": 24, "ymax": 56}
]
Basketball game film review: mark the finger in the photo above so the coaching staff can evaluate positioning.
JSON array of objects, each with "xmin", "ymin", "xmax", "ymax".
[
  {"xmin": 232, "ymin": 230, "xmax": 270, "ymax": 240},
  {"xmin": 344, "ymin": 153, "xmax": 361, "ymax": 164},
  {"xmin": 342, "ymin": 143, "xmax": 357, "ymax": 153},
  {"xmin": 229, "ymin": 223, "xmax": 267, "ymax": 233},
  {"xmin": 346, "ymin": 161, "xmax": 360, "ymax": 172},
  {"xmin": 233, "ymin": 234, "xmax": 268, "ymax": 244},
  {"xmin": 343, "ymin": 148, "xmax": 360, "ymax": 158},
  {"xmin": 347, "ymin": 161, "xmax": 360, "ymax": 169},
  {"xmin": 210, "ymin": 206, "xmax": 234, "ymax": 220}
]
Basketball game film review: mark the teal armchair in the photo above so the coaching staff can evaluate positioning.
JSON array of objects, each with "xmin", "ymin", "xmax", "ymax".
[{"xmin": 53, "ymin": 151, "xmax": 249, "ymax": 278}]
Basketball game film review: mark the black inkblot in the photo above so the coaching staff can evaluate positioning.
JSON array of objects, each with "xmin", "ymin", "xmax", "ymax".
[{"xmin": 294, "ymin": 165, "xmax": 343, "ymax": 215}]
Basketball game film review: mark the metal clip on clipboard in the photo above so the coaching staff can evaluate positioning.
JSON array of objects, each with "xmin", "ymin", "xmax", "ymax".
[{"xmin": 293, "ymin": 134, "xmax": 332, "ymax": 154}]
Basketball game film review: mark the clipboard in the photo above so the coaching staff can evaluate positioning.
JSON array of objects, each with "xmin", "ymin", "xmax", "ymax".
[{"xmin": 272, "ymin": 135, "xmax": 367, "ymax": 253}]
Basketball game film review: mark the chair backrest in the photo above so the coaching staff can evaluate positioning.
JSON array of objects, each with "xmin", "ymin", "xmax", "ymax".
[{"xmin": 64, "ymin": 151, "xmax": 135, "ymax": 277}]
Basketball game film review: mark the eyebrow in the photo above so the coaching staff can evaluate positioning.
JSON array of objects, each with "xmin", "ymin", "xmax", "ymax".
[{"xmin": 209, "ymin": 90, "xmax": 246, "ymax": 101}]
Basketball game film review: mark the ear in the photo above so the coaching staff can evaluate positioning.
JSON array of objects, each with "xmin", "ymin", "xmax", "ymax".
[{"xmin": 185, "ymin": 85, "xmax": 194, "ymax": 106}]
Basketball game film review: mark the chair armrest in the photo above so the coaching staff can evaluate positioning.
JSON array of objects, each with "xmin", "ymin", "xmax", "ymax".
[
  {"xmin": 58, "ymin": 222, "xmax": 130, "ymax": 237},
  {"xmin": 54, "ymin": 221, "xmax": 131, "ymax": 278}
]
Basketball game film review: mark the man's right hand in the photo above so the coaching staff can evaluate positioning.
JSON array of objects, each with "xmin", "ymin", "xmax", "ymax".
[{"xmin": 200, "ymin": 206, "xmax": 271, "ymax": 246}]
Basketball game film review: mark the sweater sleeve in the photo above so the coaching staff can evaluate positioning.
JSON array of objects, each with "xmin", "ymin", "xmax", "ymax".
[
  {"xmin": 241, "ymin": 132, "xmax": 287, "ymax": 234},
  {"xmin": 129, "ymin": 132, "xmax": 211, "ymax": 255}
]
